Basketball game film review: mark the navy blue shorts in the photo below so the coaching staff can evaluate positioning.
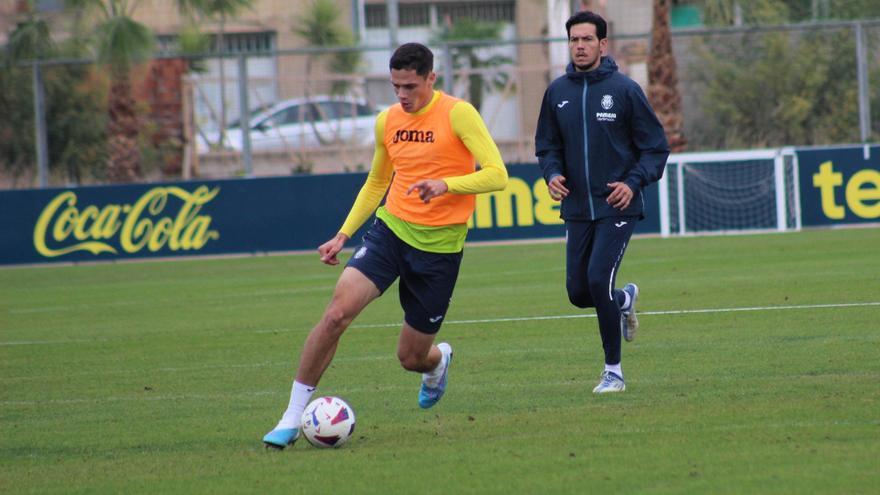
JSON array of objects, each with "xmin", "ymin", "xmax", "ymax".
[{"xmin": 346, "ymin": 219, "xmax": 463, "ymax": 334}]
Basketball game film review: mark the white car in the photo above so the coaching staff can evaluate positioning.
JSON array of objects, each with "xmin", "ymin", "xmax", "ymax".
[{"xmin": 199, "ymin": 96, "xmax": 379, "ymax": 153}]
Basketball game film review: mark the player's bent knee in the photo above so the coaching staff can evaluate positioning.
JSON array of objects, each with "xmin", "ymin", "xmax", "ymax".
[
  {"xmin": 397, "ymin": 351, "xmax": 427, "ymax": 372},
  {"xmin": 567, "ymin": 287, "xmax": 593, "ymax": 308},
  {"xmin": 397, "ymin": 355, "xmax": 419, "ymax": 371},
  {"xmin": 321, "ymin": 307, "xmax": 353, "ymax": 333}
]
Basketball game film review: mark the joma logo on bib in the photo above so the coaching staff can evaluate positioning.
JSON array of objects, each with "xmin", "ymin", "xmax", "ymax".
[{"xmin": 392, "ymin": 129, "xmax": 435, "ymax": 144}]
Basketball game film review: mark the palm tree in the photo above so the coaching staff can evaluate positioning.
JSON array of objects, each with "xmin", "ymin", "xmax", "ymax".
[
  {"xmin": 178, "ymin": 0, "xmax": 253, "ymax": 148},
  {"xmin": 6, "ymin": 5, "xmax": 54, "ymax": 61},
  {"xmin": 433, "ymin": 18, "xmax": 513, "ymax": 113},
  {"xmin": 293, "ymin": 0, "xmax": 361, "ymax": 95},
  {"xmin": 648, "ymin": 0, "xmax": 687, "ymax": 152},
  {"xmin": 292, "ymin": 0, "xmax": 363, "ymax": 145},
  {"xmin": 69, "ymin": 0, "xmax": 154, "ymax": 182}
]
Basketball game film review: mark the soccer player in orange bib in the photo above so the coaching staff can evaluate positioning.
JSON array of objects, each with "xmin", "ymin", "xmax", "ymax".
[{"xmin": 263, "ymin": 42, "xmax": 508, "ymax": 449}]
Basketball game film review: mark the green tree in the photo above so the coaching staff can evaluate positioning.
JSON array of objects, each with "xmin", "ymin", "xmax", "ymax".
[
  {"xmin": 826, "ymin": 0, "xmax": 880, "ymax": 19},
  {"xmin": 293, "ymin": 0, "xmax": 362, "ymax": 96},
  {"xmin": 292, "ymin": 0, "xmax": 363, "ymax": 145},
  {"xmin": 432, "ymin": 18, "xmax": 513, "ymax": 113},
  {"xmin": 689, "ymin": 26, "xmax": 862, "ymax": 148},
  {"xmin": 176, "ymin": 22, "xmax": 212, "ymax": 73},
  {"xmin": 695, "ymin": 0, "xmax": 880, "ymax": 24},
  {"xmin": 67, "ymin": 0, "xmax": 154, "ymax": 183},
  {"xmin": 6, "ymin": 8, "xmax": 54, "ymax": 60},
  {"xmin": 698, "ymin": 0, "xmax": 791, "ymax": 26},
  {"xmin": 684, "ymin": 0, "xmax": 879, "ymax": 148},
  {"xmin": 178, "ymin": 0, "xmax": 253, "ymax": 147},
  {"xmin": 0, "ymin": 19, "xmax": 47, "ymax": 185},
  {"xmin": 765, "ymin": 0, "xmax": 880, "ymax": 22},
  {"xmin": 1, "ymin": 2, "xmax": 107, "ymax": 186}
]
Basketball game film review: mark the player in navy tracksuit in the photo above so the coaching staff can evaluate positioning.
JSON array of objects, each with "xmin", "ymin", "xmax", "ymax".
[{"xmin": 535, "ymin": 11, "xmax": 669, "ymax": 393}]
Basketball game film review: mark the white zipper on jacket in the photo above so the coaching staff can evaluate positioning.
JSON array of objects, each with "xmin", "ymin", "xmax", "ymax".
[{"xmin": 581, "ymin": 80, "xmax": 596, "ymax": 220}]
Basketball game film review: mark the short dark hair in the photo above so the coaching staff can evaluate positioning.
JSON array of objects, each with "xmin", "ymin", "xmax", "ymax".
[
  {"xmin": 565, "ymin": 11, "xmax": 607, "ymax": 40},
  {"xmin": 389, "ymin": 42, "xmax": 433, "ymax": 76}
]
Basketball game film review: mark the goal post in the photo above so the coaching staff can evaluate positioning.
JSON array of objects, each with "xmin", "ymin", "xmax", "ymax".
[{"xmin": 658, "ymin": 148, "xmax": 800, "ymax": 236}]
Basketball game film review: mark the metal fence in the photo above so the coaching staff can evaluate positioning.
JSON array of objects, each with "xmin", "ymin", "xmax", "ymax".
[{"xmin": 3, "ymin": 19, "xmax": 879, "ymax": 189}]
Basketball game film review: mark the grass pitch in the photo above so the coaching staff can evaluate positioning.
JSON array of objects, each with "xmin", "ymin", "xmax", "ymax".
[{"xmin": 1, "ymin": 227, "xmax": 878, "ymax": 494}]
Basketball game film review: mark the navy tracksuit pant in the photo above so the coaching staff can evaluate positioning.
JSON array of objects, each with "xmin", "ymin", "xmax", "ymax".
[{"xmin": 565, "ymin": 217, "xmax": 638, "ymax": 365}]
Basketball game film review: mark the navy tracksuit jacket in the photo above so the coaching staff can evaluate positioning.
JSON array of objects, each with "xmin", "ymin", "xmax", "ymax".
[
  {"xmin": 535, "ymin": 57, "xmax": 669, "ymax": 221},
  {"xmin": 535, "ymin": 57, "xmax": 669, "ymax": 366}
]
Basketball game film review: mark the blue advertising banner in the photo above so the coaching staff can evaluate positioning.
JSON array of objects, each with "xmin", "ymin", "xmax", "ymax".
[
  {"xmin": 0, "ymin": 164, "xmax": 661, "ymax": 265},
  {"xmin": 796, "ymin": 145, "xmax": 880, "ymax": 227},
  {"xmin": 0, "ymin": 174, "xmax": 365, "ymax": 265}
]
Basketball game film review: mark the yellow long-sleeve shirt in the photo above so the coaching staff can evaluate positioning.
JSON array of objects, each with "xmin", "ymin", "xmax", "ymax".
[{"xmin": 339, "ymin": 91, "xmax": 507, "ymax": 252}]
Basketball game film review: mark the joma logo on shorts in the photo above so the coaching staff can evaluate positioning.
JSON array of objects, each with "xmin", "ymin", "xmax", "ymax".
[{"xmin": 392, "ymin": 129, "xmax": 435, "ymax": 144}]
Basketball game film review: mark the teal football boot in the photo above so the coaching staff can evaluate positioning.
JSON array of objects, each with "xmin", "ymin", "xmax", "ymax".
[
  {"xmin": 262, "ymin": 427, "xmax": 300, "ymax": 450},
  {"xmin": 418, "ymin": 343, "xmax": 452, "ymax": 409}
]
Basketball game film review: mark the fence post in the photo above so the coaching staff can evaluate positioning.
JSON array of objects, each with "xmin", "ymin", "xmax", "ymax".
[
  {"xmin": 855, "ymin": 22, "xmax": 871, "ymax": 143},
  {"xmin": 237, "ymin": 54, "xmax": 253, "ymax": 177},
  {"xmin": 388, "ymin": 0, "xmax": 399, "ymax": 47},
  {"xmin": 442, "ymin": 42, "xmax": 454, "ymax": 95},
  {"xmin": 32, "ymin": 62, "xmax": 49, "ymax": 188}
]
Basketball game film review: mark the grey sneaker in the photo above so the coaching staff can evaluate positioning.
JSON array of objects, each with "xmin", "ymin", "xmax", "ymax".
[
  {"xmin": 592, "ymin": 370, "xmax": 626, "ymax": 394},
  {"xmin": 620, "ymin": 283, "xmax": 640, "ymax": 342}
]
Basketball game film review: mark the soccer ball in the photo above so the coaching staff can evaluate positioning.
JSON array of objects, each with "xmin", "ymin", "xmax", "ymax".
[{"xmin": 300, "ymin": 396, "xmax": 356, "ymax": 448}]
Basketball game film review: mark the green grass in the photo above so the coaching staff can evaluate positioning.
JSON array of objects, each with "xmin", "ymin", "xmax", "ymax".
[{"xmin": 2, "ymin": 228, "xmax": 879, "ymax": 494}]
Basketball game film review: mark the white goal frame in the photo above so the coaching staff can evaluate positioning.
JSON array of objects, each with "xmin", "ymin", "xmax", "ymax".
[{"xmin": 657, "ymin": 148, "xmax": 801, "ymax": 237}]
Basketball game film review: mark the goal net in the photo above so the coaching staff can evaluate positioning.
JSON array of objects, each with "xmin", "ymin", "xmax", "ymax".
[{"xmin": 658, "ymin": 149, "xmax": 800, "ymax": 236}]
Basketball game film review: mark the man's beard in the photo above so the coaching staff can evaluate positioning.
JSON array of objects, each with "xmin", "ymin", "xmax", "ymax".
[{"xmin": 573, "ymin": 55, "xmax": 599, "ymax": 72}]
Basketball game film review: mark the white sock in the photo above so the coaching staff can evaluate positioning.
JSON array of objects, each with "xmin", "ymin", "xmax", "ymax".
[
  {"xmin": 276, "ymin": 380, "xmax": 316, "ymax": 430},
  {"xmin": 422, "ymin": 344, "xmax": 450, "ymax": 387},
  {"xmin": 604, "ymin": 363, "xmax": 623, "ymax": 379},
  {"xmin": 620, "ymin": 290, "xmax": 632, "ymax": 312}
]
